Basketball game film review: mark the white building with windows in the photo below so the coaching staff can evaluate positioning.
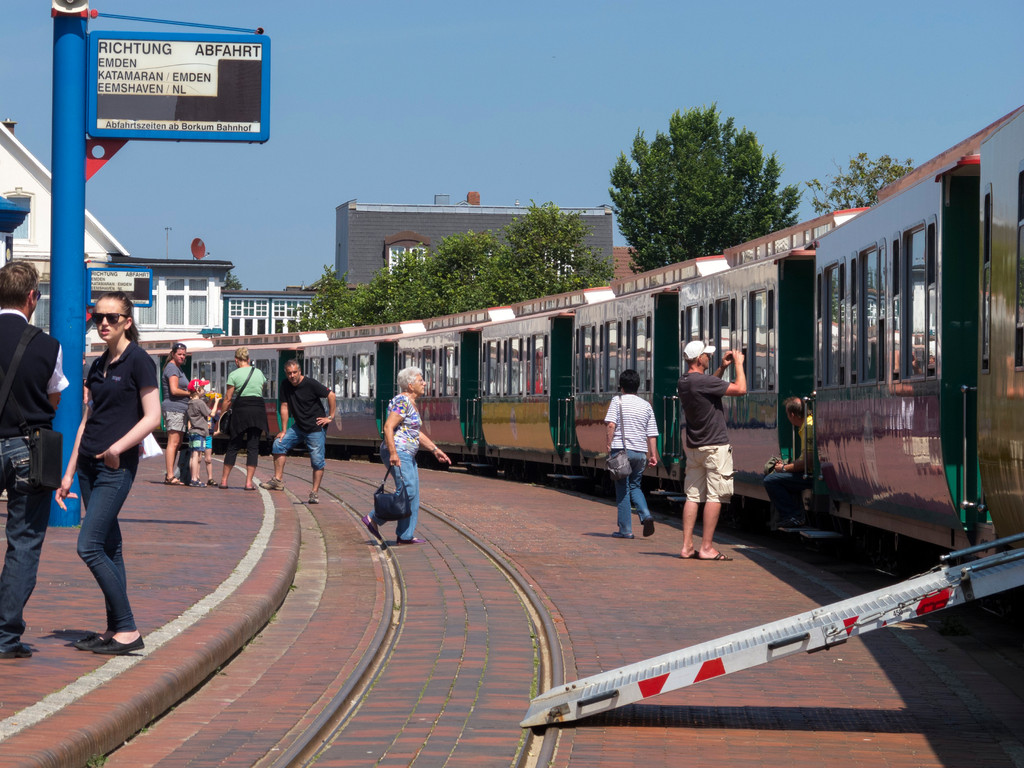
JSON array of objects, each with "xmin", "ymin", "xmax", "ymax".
[
  {"xmin": 107, "ymin": 255, "xmax": 234, "ymax": 342},
  {"xmin": 222, "ymin": 288, "xmax": 314, "ymax": 336},
  {"xmin": 1, "ymin": 119, "xmax": 129, "ymax": 331}
]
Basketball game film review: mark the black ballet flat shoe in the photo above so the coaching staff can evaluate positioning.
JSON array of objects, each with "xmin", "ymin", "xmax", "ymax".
[
  {"xmin": 91, "ymin": 636, "xmax": 145, "ymax": 655},
  {"xmin": 73, "ymin": 633, "xmax": 109, "ymax": 651}
]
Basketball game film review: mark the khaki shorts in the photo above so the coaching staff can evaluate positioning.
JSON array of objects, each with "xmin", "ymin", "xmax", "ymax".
[
  {"xmin": 163, "ymin": 410, "xmax": 187, "ymax": 433},
  {"xmin": 683, "ymin": 443, "xmax": 734, "ymax": 503}
]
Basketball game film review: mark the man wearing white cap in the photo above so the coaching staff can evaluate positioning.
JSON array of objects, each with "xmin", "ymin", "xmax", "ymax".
[{"xmin": 677, "ymin": 340, "xmax": 746, "ymax": 560}]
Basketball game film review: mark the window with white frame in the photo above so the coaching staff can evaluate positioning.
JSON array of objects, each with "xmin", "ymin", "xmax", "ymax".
[
  {"xmin": 272, "ymin": 299, "xmax": 307, "ymax": 333},
  {"xmin": 387, "ymin": 245, "xmax": 425, "ymax": 271},
  {"xmin": 31, "ymin": 280, "xmax": 50, "ymax": 332},
  {"xmin": 8, "ymin": 194, "xmax": 31, "ymax": 240},
  {"xmin": 161, "ymin": 277, "xmax": 212, "ymax": 328},
  {"xmin": 228, "ymin": 298, "xmax": 269, "ymax": 335}
]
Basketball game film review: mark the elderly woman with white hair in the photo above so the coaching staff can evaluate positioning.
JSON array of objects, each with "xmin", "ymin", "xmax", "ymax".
[{"xmin": 362, "ymin": 366, "xmax": 450, "ymax": 544}]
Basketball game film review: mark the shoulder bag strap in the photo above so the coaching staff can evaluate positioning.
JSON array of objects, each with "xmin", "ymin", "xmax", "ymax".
[
  {"xmin": 236, "ymin": 365, "xmax": 256, "ymax": 396},
  {"xmin": 0, "ymin": 325, "xmax": 42, "ymax": 435},
  {"xmin": 614, "ymin": 395, "xmax": 625, "ymax": 449}
]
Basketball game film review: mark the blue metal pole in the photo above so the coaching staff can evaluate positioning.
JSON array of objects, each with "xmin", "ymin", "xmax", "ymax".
[{"xmin": 50, "ymin": 11, "xmax": 88, "ymax": 526}]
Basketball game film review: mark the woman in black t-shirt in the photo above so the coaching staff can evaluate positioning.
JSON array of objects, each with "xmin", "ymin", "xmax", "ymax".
[{"xmin": 56, "ymin": 292, "xmax": 160, "ymax": 656}]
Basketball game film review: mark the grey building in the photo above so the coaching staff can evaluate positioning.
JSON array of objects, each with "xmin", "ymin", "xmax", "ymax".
[{"xmin": 335, "ymin": 192, "xmax": 615, "ymax": 285}]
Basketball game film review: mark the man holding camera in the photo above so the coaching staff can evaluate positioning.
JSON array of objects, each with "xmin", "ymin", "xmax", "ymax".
[{"xmin": 677, "ymin": 341, "xmax": 745, "ymax": 561}]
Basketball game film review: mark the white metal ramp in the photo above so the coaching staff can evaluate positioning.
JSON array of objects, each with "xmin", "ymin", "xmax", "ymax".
[{"xmin": 521, "ymin": 532, "xmax": 1024, "ymax": 729}]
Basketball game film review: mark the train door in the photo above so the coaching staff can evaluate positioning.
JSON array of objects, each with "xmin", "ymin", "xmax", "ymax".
[
  {"xmin": 653, "ymin": 292, "xmax": 680, "ymax": 465},
  {"xmin": 459, "ymin": 331, "xmax": 483, "ymax": 450},
  {"xmin": 549, "ymin": 316, "xmax": 576, "ymax": 457}
]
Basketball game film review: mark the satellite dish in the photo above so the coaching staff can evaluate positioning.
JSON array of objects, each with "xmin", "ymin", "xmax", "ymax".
[{"xmin": 191, "ymin": 238, "xmax": 206, "ymax": 260}]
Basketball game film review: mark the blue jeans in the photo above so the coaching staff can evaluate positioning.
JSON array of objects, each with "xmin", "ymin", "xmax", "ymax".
[
  {"xmin": 613, "ymin": 449, "xmax": 651, "ymax": 536},
  {"xmin": 272, "ymin": 426, "xmax": 326, "ymax": 470},
  {"xmin": 0, "ymin": 436, "xmax": 51, "ymax": 651},
  {"xmin": 77, "ymin": 454, "xmax": 139, "ymax": 633},
  {"xmin": 764, "ymin": 471, "xmax": 813, "ymax": 519},
  {"xmin": 376, "ymin": 443, "xmax": 420, "ymax": 541}
]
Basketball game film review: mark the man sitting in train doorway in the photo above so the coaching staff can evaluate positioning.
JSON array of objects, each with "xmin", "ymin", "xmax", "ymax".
[
  {"xmin": 263, "ymin": 360, "xmax": 336, "ymax": 505},
  {"xmin": 764, "ymin": 397, "xmax": 814, "ymax": 528}
]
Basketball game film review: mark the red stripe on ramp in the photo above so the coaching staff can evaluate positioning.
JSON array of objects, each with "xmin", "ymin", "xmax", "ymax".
[
  {"xmin": 694, "ymin": 658, "xmax": 726, "ymax": 683},
  {"xmin": 638, "ymin": 673, "xmax": 669, "ymax": 698},
  {"xmin": 844, "ymin": 617, "xmax": 858, "ymax": 636},
  {"xmin": 916, "ymin": 589, "xmax": 951, "ymax": 615}
]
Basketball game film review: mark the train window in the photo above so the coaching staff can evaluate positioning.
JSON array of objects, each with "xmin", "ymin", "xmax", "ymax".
[
  {"xmin": 633, "ymin": 316, "xmax": 651, "ymax": 391},
  {"xmin": 421, "ymin": 348, "xmax": 435, "ymax": 397},
  {"xmin": 891, "ymin": 239, "xmax": 901, "ymax": 381},
  {"xmin": 982, "ymin": 192, "xmax": 992, "ymax": 373},
  {"xmin": 683, "ymin": 305, "xmax": 703, "ymax": 343},
  {"xmin": 927, "ymin": 223, "xmax": 937, "ymax": 376},
  {"xmin": 1018, "ymin": 172, "xmax": 1024, "ymax": 368},
  {"xmin": 861, "ymin": 247, "xmax": 880, "ymax": 382},
  {"xmin": 750, "ymin": 291, "xmax": 768, "ymax": 391},
  {"xmin": 767, "ymin": 290, "xmax": 775, "ymax": 391},
  {"xmin": 824, "ymin": 265, "xmax": 843, "ymax": 386},
  {"xmin": 357, "ymin": 353, "xmax": 373, "ymax": 397},
  {"xmin": 254, "ymin": 359, "xmax": 274, "ymax": 398},
  {"xmin": 509, "ymin": 338, "xmax": 522, "ymax": 396},
  {"xmin": 878, "ymin": 242, "xmax": 887, "ymax": 382},
  {"xmin": 485, "ymin": 341, "xmax": 497, "ymax": 395},
  {"xmin": 605, "ymin": 321, "xmax": 620, "ymax": 392},
  {"xmin": 527, "ymin": 335, "xmax": 546, "ymax": 395},
  {"xmin": 850, "ymin": 258, "xmax": 858, "ymax": 384},
  {"xmin": 816, "ymin": 273, "xmax": 822, "ymax": 387},
  {"xmin": 715, "ymin": 299, "xmax": 731, "ymax": 378},
  {"xmin": 904, "ymin": 227, "xmax": 927, "ymax": 377},
  {"xmin": 334, "ymin": 355, "xmax": 348, "ymax": 398},
  {"xmin": 579, "ymin": 326, "xmax": 595, "ymax": 393},
  {"xmin": 310, "ymin": 356, "xmax": 324, "ymax": 386}
]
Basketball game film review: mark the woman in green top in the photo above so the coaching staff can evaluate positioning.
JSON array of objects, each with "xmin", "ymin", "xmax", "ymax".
[{"xmin": 217, "ymin": 347, "xmax": 268, "ymax": 490}]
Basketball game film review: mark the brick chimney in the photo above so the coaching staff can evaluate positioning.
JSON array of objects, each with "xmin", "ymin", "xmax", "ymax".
[
  {"xmin": 467, "ymin": 191, "xmax": 480, "ymax": 206},
  {"xmin": 1, "ymin": 119, "xmax": 16, "ymax": 136}
]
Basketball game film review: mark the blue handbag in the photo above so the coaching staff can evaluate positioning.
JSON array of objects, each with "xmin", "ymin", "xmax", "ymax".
[{"xmin": 374, "ymin": 465, "xmax": 412, "ymax": 521}]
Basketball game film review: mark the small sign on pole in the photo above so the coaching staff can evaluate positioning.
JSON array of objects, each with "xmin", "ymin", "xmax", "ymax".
[
  {"xmin": 87, "ymin": 266, "xmax": 154, "ymax": 306},
  {"xmin": 86, "ymin": 31, "xmax": 270, "ymax": 142}
]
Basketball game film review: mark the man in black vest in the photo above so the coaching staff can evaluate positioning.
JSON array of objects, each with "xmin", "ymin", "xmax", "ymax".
[{"xmin": 0, "ymin": 261, "xmax": 68, "ymax": 659}]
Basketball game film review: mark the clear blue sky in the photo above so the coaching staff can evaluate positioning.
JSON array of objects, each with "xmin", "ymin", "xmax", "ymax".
[{"xmin": 3, "ymin": 1, "xmax": 1022, "ymax": 289}]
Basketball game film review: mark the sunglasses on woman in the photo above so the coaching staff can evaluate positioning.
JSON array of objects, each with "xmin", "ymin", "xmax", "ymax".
[{"xmin": 89, "ymin": 311, "xmax": 128, "ymax": 326}]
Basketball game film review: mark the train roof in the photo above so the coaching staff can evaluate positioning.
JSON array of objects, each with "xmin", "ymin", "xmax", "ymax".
[
  {"xmin": 723, "ymin": 209, "xmax": 866, "ymax": 266},
  {"xmin": 876, "ymin": 104, "xmax": 1024, "ymax": 202}
]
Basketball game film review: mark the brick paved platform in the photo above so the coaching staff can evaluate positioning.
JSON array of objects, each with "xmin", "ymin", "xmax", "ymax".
[
  {"xmin": 2, "ymin": 455, "xmax": 1023, "ymax": 768},
  {"xmin": 0, "ymin": 457, "xmax": 297, "ymax": 768}
]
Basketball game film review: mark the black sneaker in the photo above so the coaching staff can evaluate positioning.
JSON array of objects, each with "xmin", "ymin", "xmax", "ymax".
[
  {"xmin": 0, "ymin": 643, "xmax": 32, "ymax": 659},
  {"xmin": 642, "ymin": 517, "xmax": 655, "ymax": 537}
]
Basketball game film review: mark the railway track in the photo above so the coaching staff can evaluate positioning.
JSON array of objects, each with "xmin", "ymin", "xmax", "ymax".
[
  {"xmin": 269, "ymin": 463, "xmax": 561, "ymax": 768},
  {"xmin": 104, "ymin": 459, "xmax": 562, "ymax": 768}
]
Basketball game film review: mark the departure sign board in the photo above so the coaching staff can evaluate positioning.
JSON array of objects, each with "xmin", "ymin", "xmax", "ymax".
[{"xmin": 87, "ymin": 32, "xmax": 270, "ymax": 142}]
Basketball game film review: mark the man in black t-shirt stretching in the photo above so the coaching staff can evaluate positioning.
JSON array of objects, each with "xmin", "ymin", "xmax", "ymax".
[
  {"xmin": 262, "ymin": 360, "xmax": 336, "ymax": 504},
  {"xmin": 677, "ymin": 340, "xmax": 745, "ymax": 561}
]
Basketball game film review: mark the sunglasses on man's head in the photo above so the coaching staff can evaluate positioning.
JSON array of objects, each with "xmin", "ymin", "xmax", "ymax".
[{"xmin": 89, "ymin": 311, "xmax": 128, "ymax": 326}]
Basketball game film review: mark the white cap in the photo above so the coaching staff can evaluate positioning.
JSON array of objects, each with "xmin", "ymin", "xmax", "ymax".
[{"xmin": 683, "ymin": 340, "xmax": 716, "ymax": 361}]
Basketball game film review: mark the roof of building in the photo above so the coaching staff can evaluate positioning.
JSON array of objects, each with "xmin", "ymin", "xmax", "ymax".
[
  {"xmin": 338, "ymin": 198, "xmax": 613, "ymax": 217},
  {"xmin": 0, "ymin": 122, "xmax": 129, "ymax": 257},
  {"xmin": 109, "ymin": 254, "xmax": 234, "ymax": 269},
  {"xmin": 223, "ymin": 288, "xmax": 315, "ymax": 298}
]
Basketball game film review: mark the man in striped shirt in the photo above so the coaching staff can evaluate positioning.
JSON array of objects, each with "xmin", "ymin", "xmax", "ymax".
[{"xmin": 605, "ymin": 369, "xmax": 660, "ymax": 539}]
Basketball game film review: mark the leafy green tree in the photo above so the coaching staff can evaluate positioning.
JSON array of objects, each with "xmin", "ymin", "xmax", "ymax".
[
  {"xmin": 805, "ymin": 153, "xmax": 915, "ymax": 215},
  {"xmin": 297, "ymin": 203, "xmax": 612, "ymax": 329},
  {"xmin": 609, "ymin": 104, "xmax": 800, "ymax": 273},
  {"xmin": 493, "ymin": 202, "xmax": 612, "ymax": 303},
  {"xmin": 223, "ymin": 269, "xmax": 242, "ymax": 290},
  {"xmin": 295, "ymin": 267, "xmax": 355, "ymax": 331}
]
